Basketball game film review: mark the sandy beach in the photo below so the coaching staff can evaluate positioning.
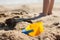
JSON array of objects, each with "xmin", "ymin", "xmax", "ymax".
[{"xmin": 0, "ymin": 3, "xmax": 60, "ymax": 40}]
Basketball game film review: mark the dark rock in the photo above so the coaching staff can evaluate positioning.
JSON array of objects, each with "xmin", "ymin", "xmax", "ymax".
[
  {"xmin": 0, "ymin": 22, "xmax": 5, "ymax": 28},
  {"xmin": 5, "ymin": 18, "xmax": 17, "ymax": 30}
]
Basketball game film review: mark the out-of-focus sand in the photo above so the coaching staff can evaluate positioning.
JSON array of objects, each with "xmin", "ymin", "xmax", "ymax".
[{"xmin": 0, "ymin": 3, "xmax": 60, "ymax": 40}]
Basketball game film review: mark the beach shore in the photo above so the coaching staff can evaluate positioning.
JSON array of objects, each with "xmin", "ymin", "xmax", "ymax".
[{"xmin": 0, "ymin": 3, "xmax": 60, "ymax": 40}]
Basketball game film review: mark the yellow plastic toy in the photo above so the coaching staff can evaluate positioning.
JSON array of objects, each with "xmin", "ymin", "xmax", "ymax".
[{"xmin": 25, "ymin": 21, "xmax": 44, "ymax": 37}]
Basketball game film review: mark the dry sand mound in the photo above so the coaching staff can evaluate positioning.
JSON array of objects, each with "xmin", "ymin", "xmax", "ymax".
[{"xmin": 0, "ymin": 4, "xmax": 60, "ymax": 40}]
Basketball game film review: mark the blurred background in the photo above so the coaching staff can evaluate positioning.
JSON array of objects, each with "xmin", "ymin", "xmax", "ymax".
[{"xmin": 0, "ymin": 0, "xmax": 60, "ymax": 5}]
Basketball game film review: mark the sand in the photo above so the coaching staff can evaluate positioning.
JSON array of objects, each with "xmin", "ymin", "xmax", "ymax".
[{"xmin": 0, "ymin": 3, "xmax": 60, "ymax": 40}]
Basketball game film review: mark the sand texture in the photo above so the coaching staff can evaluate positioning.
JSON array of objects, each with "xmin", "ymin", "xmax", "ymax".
[{"xmin": 0, "ymin": 3, "xmax": 60, "ymax": 40}]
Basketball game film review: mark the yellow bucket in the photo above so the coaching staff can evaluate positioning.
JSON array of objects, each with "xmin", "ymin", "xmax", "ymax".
[{"xmin": 25, "ymin": 21, "xmax": 44, "ymax": 37}]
